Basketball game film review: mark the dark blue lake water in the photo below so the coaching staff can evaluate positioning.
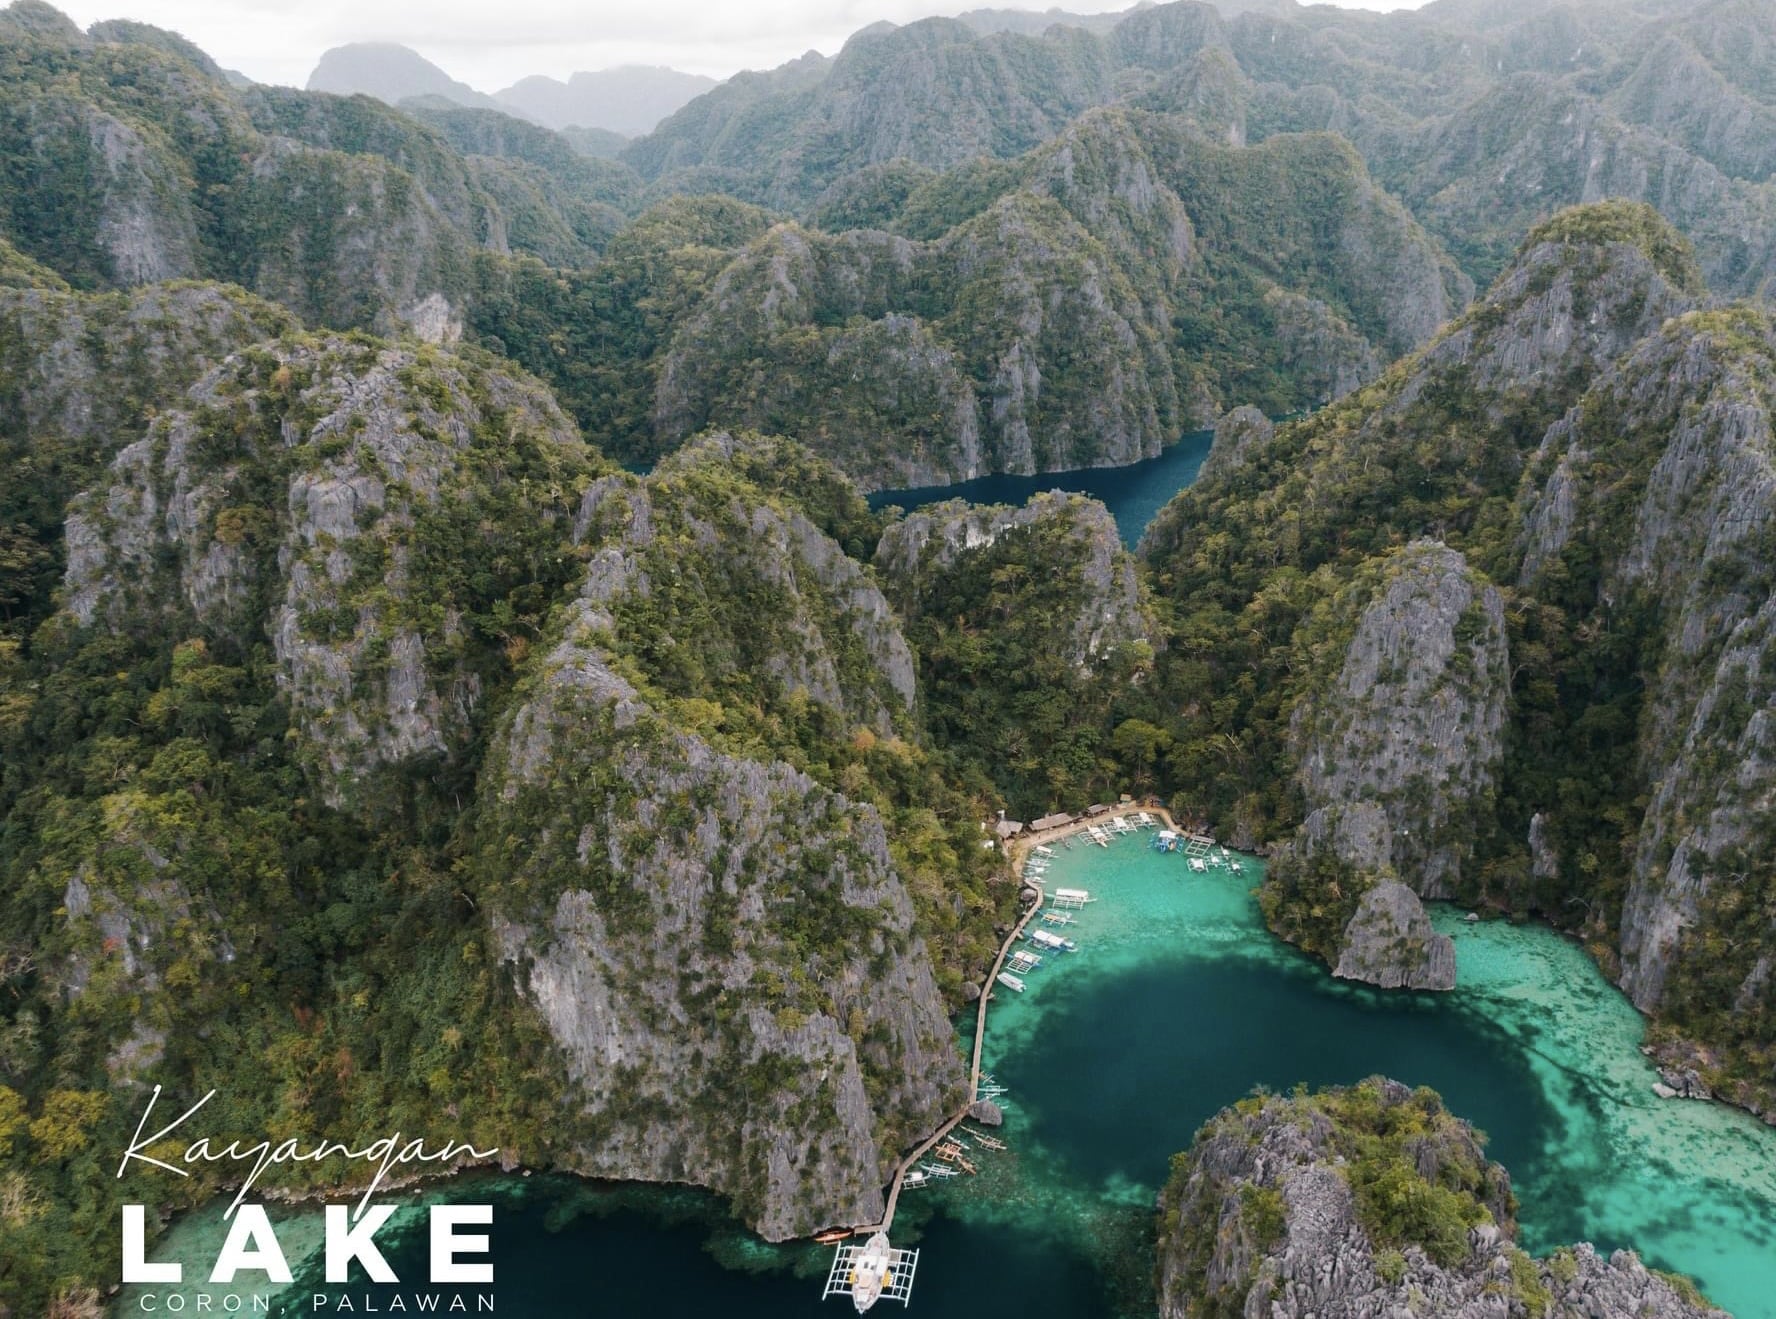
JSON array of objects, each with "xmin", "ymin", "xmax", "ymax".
[{"xmin": 868, "ymin": 432, "xmax": 1215, "ymax": 547}]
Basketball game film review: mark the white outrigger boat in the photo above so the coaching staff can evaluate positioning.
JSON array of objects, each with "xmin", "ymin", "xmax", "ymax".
[
  {"xmin": 824, "ymin": 1231, "xmax": 918, "ymax": 1311},
  {"xmin": 1030, "ymin": 928, "xmax": 1077, "ymax": 953},
  {"xmin": 995, "ymin": 971, "xmax": 1027, "ymax": 993}
]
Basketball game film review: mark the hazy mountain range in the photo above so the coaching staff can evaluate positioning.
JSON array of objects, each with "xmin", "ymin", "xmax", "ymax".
[{"xmin": 306, "ymin": 40, "xmax": 717, "ymax": 137}]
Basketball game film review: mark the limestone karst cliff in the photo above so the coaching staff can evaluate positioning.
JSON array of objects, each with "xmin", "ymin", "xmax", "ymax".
[
  {"xmin": 1157, "ymin": 1080, "xmax": 1726, "ymax": 1319},
  {"xmin": 1140, "ymin": 202, "xmax": 1776, "ymax": 1113}
]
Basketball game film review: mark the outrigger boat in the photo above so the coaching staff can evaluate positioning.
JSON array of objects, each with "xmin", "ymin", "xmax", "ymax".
[
  {"xmin": 823, "ymin": 1231, "xmax": 918, "ymax": 1311},
  {"xmin": 966, "ymin": 1130, "xmax": 1008, "ymax": 1151},
  {"xmin": 934, "ymin": 1142, "xmax": 978, "ymax": 1174},
  {"xmin": 919, "ymin": 1162, "xmax": 959, "ymax": 1178},
  {"xmin": 1030, "ymin": 928, "xmax": 1077, "ymax": 953},
  {"xmin": 995, "ymin": 971, "xmax": 1027, "ymax": 993}
]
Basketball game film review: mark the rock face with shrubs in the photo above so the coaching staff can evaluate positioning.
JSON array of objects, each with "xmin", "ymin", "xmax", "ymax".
[{"xmin": 1156, "ymin": 1079, "xmax": 1726, "ymax": 1319}]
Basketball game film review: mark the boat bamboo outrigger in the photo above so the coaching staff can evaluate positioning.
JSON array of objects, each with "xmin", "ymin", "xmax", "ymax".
[
  {"xmin": 995, "ymin": 971, "xmax": 1027, "ymax": 993},
  {"xmin": 823, "ymin": 1232, "xmax": 919, "ymax": 1311},
  {"xmin": 1053, "ymin": 887, "xmax": 1092, "ymax": 909},
  {"xmin": 1030, "ymin": 928, "xmax": 1077, "ymax": 953}
]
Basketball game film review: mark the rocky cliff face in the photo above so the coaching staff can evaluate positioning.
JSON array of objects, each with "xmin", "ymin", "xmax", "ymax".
[
  {"xmin": 0, "ymin": 282, "xmax": 293, "ymax": 455},
  {"xmin": 875, "ymin": 491, "xmax": 1151, "ymax": 670},
  {"xmin": 1195, "ymin": 405, "xmax": 1272, "ymax": 484},
  {"xmin": 1145, "ymin": 203, "xmax": 1776, "ymax": 1116},
  {"xmin": 1157, "ymin": 1081, "xmax": 1725, "ymax": 1319},
  {"xmin": 0, "ymin": 8, "xmax": 637, "ymax": 337},
  {"xmin": 474, "ymin": 438, "xmax": 960, "ymax": 1238},
  {"xmin": 1515, "ymin": 306, "xmax": 1776, "ymax": 1038},
  {"xmin": 56, "ymin": 333, "xmax": 593, "ymax": 807},
  {"xmin": 1291, "ymin": 542, "xmax": 1510, "ymax": 903},
  {"xmin": 1333, "ymin": 881, "xmax": 1457, "ymax": 992},
  {"xmin": 1262, "ymin": 542, "xmax": 1506, "ymax": 989},
  {"xmin": 652, "ymin": 193, "xmax": 1175, "ymax": 489}
]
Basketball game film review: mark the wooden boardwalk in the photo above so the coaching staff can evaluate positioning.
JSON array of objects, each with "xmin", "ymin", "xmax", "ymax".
[{"xmin": 856, "ymin": 802, "xmax": 1178, "ymax": 1236}]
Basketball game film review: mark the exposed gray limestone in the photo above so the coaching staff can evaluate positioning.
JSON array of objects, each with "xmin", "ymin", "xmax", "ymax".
[
  {"xmin": 1413, "ymin": 237, "xmax": 1695, "ymax": 420},
  {"xmin": 485, "ymin": 597, "xmax": 959, "ymax": 1239},
  {"xmin": 1158, "ymin": 1083, "xmax": 1726, "ymax": 1319},
  {"xmin": 58, "ymin": 334, "xmax": 587, "ymax": 808},
  {"xmin": 1514, "ymin": 313, "xmax": 1776, "ymax": 1016},
  {"xmin": 1199, "ymin": 404, "xmax": 1274, "ymax": 483},
  {"xmin": 1334, "ymin": 881, "xmax": 1457, "ymax": 991},
  {"xmin": 1292, "ymin": 542, "xmax": 1510, "ymax": 901},
  {"xmin": 967, "ymin": 1099, "xmax": 1004, "ymax": 1126}
]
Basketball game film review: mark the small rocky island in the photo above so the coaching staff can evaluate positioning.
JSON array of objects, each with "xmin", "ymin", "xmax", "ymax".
[{"xmin": 1157, "ymin": 1079, "xmax": 1725, "ymax": 1319}]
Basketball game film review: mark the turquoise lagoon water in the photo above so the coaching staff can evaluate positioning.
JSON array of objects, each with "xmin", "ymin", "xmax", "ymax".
[
  {"xmin": 868, "ymin": 430, "xmax": 1215, "ymax": 548},
  {"xmin": 127, "ymin": 834, "xmax": 1776, "ymax": 1318}
]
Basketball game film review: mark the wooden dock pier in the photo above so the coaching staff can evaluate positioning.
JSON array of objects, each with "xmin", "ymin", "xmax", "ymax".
[{"xmin": 851, "ymin": 802, "xmax": 1181, "ymax": 1238}]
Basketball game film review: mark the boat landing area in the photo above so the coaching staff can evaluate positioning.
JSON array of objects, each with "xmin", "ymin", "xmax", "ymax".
[{"xmin": 817, "ymin": 802, "xmax": 1186, "ymax": 1307}]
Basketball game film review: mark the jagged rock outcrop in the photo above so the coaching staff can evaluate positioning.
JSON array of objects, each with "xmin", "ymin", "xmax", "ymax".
[
  {"xmin": 1158, "ymin": 1081, "xmax": 1726, "ymax": 1319},
  {"xmin": 475, "ymin": 439, "xmax": 959, "ymax": 1239},
  {"xmin": 1198, "ymin": 405, "xmax": 1272, "ymax": 483},
  {"xmin": 0, "ymin": 281, "xmax": 294, "ymax": 454},
  {"xmin": 1292, "ymin": 541, "xmax": 1510, "ymax": 902},
  {"xmin": 875, "ymin": 491, "xmax": 1151, "ymax": 671},
  {"xmin": 1409, "ymin": 203, "xmax": 1700, "ymax": 411},
  {"xmin": 1148, "ymin": 203, "xmax": 1776, "ymax": 1114},
  {"xmin": 57, "ymin": 333, "xmax": 594, "ymax": 806},
  {"xmin": 652, "ymin": 193, "xmax": 1174, "ymax": 489},
  {"xmin": 1334, "ymin": 880, "xmax": 1457, "ymax": 991}
]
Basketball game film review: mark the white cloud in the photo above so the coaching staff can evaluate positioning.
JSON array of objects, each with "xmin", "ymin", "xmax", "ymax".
[{"xmin": 47, "ymin": 0, "xmax": 1431, "ymax": 90}]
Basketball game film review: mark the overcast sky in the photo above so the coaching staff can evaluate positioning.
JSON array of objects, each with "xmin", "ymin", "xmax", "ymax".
[{"xmin": 50, "ymin": 0, "xmax": 1432, "ymax": 91}]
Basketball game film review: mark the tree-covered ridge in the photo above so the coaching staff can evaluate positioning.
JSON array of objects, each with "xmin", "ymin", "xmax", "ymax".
[
  {"xmin": 0, "ymin": 278, "xmax": 295, "ymax": 641},
  {"xmin": 621, "ymin": 0, "xmax": 1776, "ymax": 298},
  {"xmin": 501, "ymin": 108, "xmax": 1463, "ymax": 488},
  {"xmin": 0, "ymin": 305, "xmax": 1063, "ymax": 1303},
  {"xmin": 0, "ymin": 331, "xmax": 610, "ymax": 1311},
  {"xmin": 874, "ymin": 491, "xmax": 1157, "ymax": 816},
  {"xmin": 1135, "ymin": 202, "xmax": 1776, "ymax": 1118},
  {"xmin": 466, "ymin": 435, "xmax": 1001, "ymax": 1236},
  {"xmin": 0, "ymin": 1, "xmax": 638, "ymax": 333},
  {"xmin": 0, "ymin": 0, "xmax": 1461, "ymax": 489}
]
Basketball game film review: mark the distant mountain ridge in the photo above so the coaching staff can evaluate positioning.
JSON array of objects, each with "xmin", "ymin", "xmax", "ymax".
[
  {"xmin": 498, "ymin": 66, "xmax": 717, "ymax": 137},
  {"xmin": 305, "ymin": 41, "xmax": 715, "ymax": 137}
]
